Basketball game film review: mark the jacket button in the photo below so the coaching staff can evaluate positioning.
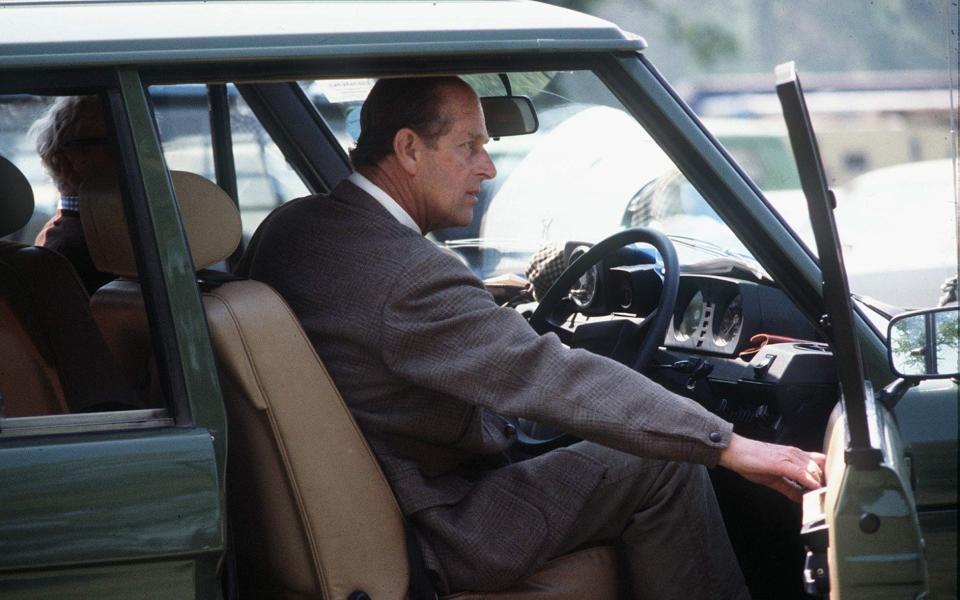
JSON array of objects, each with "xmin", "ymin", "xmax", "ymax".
[
  {"xmin": 504, "ymin": 423, "xmax": 517, "ymax": 436},
  {"xmin": 709, "ymin": 431, "xmax": 723, "ymax": 443}
]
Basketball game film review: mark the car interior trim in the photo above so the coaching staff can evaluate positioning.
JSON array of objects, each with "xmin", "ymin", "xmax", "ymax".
[
  {"xmin": 0, "ymin": 408, "xmax": 172, "ymax": 438},
  {"xmin": 237, "ymin": 82, "xmax": 348, "ymax": 195},
  {"xmin": 112, "ymin": 70, "xmax": 228, "ymax": 473}
]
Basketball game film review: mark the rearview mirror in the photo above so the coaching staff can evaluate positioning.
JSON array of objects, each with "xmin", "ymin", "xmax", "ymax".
[
  {"xmin": 888, "ymin": 306, "xmax": 959, "ymax": 378},
  {"xmin": 480, "ymin": 96, "xmax": 538, "ymax": 138}
]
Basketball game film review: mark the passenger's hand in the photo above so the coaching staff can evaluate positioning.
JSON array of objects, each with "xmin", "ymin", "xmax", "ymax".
[{"xmin": 717, "ymin": 433, "xmax": 826, "ymax": 502}]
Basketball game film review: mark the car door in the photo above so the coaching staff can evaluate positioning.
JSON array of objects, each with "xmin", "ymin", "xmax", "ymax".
[
  {"xmin": 775, "ymin": 63, "xmax": 940, "ymax": 599},
  {"xmin": 892, "ymin": 378, "xmax": 958, "ymax": 598},
  {"xmin": 0, "ymin": 71, "xmax": 225, "ymax": 598}
]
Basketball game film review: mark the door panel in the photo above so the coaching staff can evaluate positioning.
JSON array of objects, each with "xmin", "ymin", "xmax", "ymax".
[
  {"xmin": 894, "ymin": 379, "xmax": 958, "ymax": 598},
  {"xmin": 0, "ymin": 427, "xmax": 222, "ymax": 596}
]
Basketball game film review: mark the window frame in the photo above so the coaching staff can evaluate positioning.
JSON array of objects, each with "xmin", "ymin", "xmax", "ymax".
[{"xmin": 0, "ymin": 69, "xmax": 228, "ymax": 465}]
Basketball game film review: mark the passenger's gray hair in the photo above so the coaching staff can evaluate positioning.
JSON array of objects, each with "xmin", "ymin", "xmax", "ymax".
[{"xmin": 29, "ymin": 95, "xmax": 106, "ymax": 193}]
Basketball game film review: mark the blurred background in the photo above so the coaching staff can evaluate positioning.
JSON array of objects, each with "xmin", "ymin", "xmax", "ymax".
[
  {"xmin": 546, "ymin": 0, "xmax": 956, "ymax": 181},
  {"xmin": 542, "ymin": 0, "xmax": 959, "ymax": 308}
]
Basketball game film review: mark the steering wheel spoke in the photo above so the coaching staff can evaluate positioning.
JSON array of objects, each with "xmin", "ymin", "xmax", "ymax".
[{"xmin": 536, "ymin": 297, "xmax": 577, "ymax": 344}]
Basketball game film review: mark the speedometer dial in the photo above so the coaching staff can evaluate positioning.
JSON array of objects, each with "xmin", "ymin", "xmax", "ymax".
[
  {"xmin": 713, "ymin": 294, "xmax": 743, "ymax": 346},
  {"xmin": 675, "ymin": 291, "xmax": 704, "ymax": 341}
]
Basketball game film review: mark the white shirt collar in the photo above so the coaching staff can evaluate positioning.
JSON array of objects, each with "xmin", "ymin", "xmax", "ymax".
[{"xmin": 348, "ymin": 172, "xmax": 422, "ymax": 234}]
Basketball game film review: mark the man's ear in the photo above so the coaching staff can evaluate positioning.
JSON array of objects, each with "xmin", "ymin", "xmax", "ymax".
[{"xmin": 393, "ymin": 128, "xmax": 420, "ymax": 176}]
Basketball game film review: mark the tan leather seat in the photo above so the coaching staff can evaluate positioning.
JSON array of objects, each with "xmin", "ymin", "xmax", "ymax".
[
  {"xmin": 81, "ymin": 170, "xmax": 619, "ymax": 599},
  {"xmin": 0, "ymin": 156, "xmax": 135, "ymax": 417}
]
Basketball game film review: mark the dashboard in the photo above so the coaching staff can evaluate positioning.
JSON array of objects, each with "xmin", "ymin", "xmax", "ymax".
[
  {"xmin": 561, "ymin": 240, "xmax": 820, "ymax": 358},
  {"xmin": 554, "ymin": 250, "xmax": 836, "ymax": 449}
]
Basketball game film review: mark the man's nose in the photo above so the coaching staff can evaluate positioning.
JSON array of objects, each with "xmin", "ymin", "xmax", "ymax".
[{"xmin": 478, "ymin": 148, "xmax": 497, "ymax": 180}]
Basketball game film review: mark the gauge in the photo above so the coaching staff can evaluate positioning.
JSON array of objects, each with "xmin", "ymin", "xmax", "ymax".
[
  {"xmin": 713, "ymin": 294, "xmax": 743, "ymax": 346},
  {"xmin": 568, "ymin": 247, "xmax": 600, "ymax": 309},
  {"xmin": 675, "ymin": 291, "xmax": 703, "ymax": 341},
  {"xmin": 616, "ymin": 277, "xmax": 633, "ymax": 310}
]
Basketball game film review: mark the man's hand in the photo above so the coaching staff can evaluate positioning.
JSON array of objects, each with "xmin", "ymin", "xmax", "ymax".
[{"xmin": 718, "ymin": 433, "xmax": 827, "ymax": 502}]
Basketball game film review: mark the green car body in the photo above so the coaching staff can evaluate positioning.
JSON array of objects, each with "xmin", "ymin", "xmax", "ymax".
[{"xmin": 0, "ymin": 1, "xmax": 954, "ymax": 598}]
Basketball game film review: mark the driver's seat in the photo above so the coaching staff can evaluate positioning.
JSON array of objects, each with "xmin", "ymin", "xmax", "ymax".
[{"xmin": 82, "ymin": 171, "xmax": 619, "ymax": 599}]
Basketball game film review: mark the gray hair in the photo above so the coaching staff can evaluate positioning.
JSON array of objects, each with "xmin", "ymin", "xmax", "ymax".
[{"xmin": 29, "ymin": 95, "xmax": 107, "ymax": 193}]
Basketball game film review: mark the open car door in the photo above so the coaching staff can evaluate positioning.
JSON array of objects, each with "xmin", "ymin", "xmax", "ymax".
[{"xmin": 776, "ymin": 62, "xmax": 929, "ymax": 599}]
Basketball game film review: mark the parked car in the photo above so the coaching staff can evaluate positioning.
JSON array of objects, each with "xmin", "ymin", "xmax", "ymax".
[
  {"xmin": 834, "ymin": 159, "xmax": 958, "ymax": 308},
  {"xmin": 0, "ymin": 1, "xmax": 955, "ymax": 599}
]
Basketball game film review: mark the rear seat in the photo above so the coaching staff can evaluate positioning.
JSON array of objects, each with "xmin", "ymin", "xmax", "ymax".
[{"xmin": 0, "ymin": 155, "xmax": 136, "ymax": 417}]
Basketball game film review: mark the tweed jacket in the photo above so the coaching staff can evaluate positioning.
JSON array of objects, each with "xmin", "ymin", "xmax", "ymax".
[{"xmin": 240, "ymin": 179, "xmax": 734, "ymax": 591}]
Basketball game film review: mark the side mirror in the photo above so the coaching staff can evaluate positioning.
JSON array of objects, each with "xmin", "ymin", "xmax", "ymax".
[
  {"xmin": 887, "ymin": 306, "xmax": 959, "ymax": 378},
  {"xmin": 480, "ymin": 96, "xmax": 538, "ymax": 138}
]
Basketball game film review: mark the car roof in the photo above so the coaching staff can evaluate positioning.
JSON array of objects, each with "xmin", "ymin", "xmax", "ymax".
[{"xmin": 0, "ymin": 0, "xmax": 645, "ymax": 71}]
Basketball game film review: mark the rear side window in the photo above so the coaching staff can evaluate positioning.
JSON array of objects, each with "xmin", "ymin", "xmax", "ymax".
[
  {"xmin": 0, "ymin": 93, "xmax": 171, "ymax": 431},
  {"xmin": 152, "ymin": 84, "xmax": 309, "ymax": 236}
]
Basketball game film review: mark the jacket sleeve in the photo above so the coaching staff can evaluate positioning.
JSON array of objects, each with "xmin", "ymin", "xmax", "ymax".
[{"xmin": 378, "ymin": 245, "xmax": 733, "ymax": 467}]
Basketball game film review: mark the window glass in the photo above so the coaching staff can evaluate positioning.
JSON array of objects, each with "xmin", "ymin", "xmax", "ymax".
[
  {"xmin": 0, "ymin": 93, "xmax": 168, "ymax": 421},
  {"xmin": 0, "ymin": 95, "xmax": 59, "ymax": 242},
  {"xmin": 153, "ymin": 84, "xmax": 216, "ymax": 185},
  {"xmin": 229, "ymin": 86, "xmax": 310, "ymax": 234},
  {"xmin": 152, "ymin": 84, "xmax": 309, "ymax": 236},
  {"xmin": 303, "ymin": 78, "xmax": 371, "ymax": 152},
  {"xmin": 299, "ymin": 72, "xmax": 764, "ymax": 283},
  {"xmin": 696, "ymin": 83, "xmax": 957, "ymax": 310}
]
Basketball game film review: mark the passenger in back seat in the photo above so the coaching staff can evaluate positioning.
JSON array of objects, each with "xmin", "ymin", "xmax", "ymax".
[{"xmin": 31, "ymin": 95, "xmax": 116, "ymax": 295}]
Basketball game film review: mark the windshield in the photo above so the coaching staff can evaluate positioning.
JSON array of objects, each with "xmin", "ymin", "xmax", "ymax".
[
  {"xmin": 689, "ymin": 81, "xmax": 956, "ymax": 313},
  {"xmin": 301, "ymin": 67, "xmax": 956, "ymax": 312},
  {"xmin": 304, "ymin": 71, "xmax": 765, "ymax": 283}
]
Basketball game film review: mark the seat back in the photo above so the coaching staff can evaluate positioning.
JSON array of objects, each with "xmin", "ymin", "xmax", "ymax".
[
  {"xmin": 81, "ymin": 171, "xmax": 410, "ymax": 599},
  {"xmin": 0, "ymin": 156, "xmax": 134, "ymax": 416},
  {"xmin": 204, "ymin": 281, "xmax": 410, "ymax": 598}
]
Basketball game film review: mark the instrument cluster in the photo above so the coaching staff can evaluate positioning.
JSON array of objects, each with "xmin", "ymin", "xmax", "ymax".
[{"xmin": 664, "ymin": 276, "xmax": 758, "ymax": 356}]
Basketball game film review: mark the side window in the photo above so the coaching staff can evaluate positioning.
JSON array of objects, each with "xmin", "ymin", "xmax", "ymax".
[
  {"xmin": 0, "ymin": 95, "xmax": 59, "ymax": 243},
  {"xmin": 299, "ymin": 79, "xmax": 371, "ymax": 155},
  {"xmin": 230, "ymin": 86, "xmax": 310, "ymax": 234},
  {"xmin": 153, "ymin": 84, "xmax": 216, "ymax": 187},
  {"xmin": 0, "ymin": 93, "xmax": 170, "ymax": 425},
  {"xmin": 152, "ymin": 84, "xmax": 309, "ymax": 236}
]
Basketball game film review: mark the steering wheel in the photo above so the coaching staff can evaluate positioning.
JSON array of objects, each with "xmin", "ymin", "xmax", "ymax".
[{"xmin": 529, "ymin": 227, "xmax": 679, "ymax": 372}]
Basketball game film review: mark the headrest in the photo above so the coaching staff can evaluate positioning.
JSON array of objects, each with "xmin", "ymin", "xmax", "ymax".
[
  {"xmin": 81, "ymin": 170, "xmax": 242, "ymax": 278},
  {"xmin": 0, "ymin": 156, "xmax": 35, "ymax": 237}
]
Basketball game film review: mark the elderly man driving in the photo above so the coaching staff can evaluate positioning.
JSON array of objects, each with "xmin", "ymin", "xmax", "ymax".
[{"xmin": 240, "ymin": 76, "xmax": 824, "ymax": 599}]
